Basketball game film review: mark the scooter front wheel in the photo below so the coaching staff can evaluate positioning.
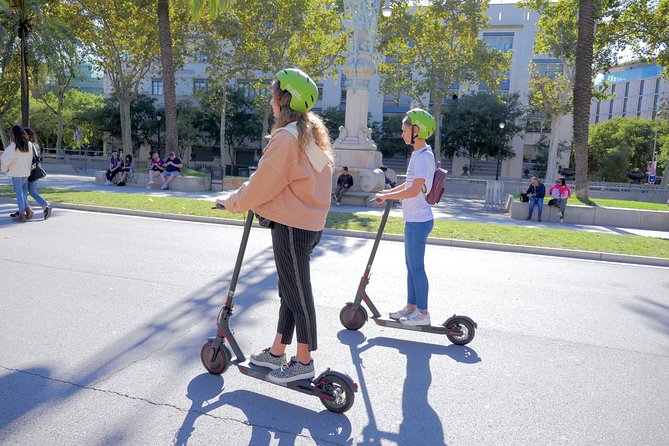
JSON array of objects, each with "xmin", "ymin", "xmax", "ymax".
[
  {"xmin": 339, "ymin": 303, "xmax": 367, "ymax": 330},
  {"xmin": 445, "ymin": 318, "xmax": 476, "ymax": 346},
  {"xmin": 317, "ymin": 374, "xmax": 355, "ymax": 413},
  {"xmin": 200, "ymin": 339, "xmax": 232, "ymax": 374}
]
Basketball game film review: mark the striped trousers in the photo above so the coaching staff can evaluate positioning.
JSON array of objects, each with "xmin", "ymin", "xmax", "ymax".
[{"xmin": 272, "ymin": 223, "xmax": 323, "ymax": 351}]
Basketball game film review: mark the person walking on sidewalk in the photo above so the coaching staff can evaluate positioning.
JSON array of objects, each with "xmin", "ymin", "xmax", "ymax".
[
  {"xmin": 23, "ymin": 128, "xmax": 51, "ymax": 219},
  {"xmin": 1, "ymin": 126, "xmax": 33, "ymax": 222},
  {"xmin": 373, "ymin": 108, "xmax": 437, "ymax": 326},
  {"xmin": 215, "ymin": 68, "xmax": 333, "ymax": 384},
  {"xmin": 525, "ymin": 176, "xmax": 546, "ymax": 222}
]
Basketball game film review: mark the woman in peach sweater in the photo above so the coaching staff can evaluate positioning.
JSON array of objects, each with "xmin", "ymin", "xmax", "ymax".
[{"xmin": 216, "ymin": 68, "xmax": 333, "ymax": 383}]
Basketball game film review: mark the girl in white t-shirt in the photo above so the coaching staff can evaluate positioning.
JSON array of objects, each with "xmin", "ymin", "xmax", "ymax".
[{"xmin": 373, "ymin": 108, "xmax": 436, "ymax": 326}]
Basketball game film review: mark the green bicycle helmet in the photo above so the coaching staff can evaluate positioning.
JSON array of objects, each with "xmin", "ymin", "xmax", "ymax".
[
  {"xmin": 275, "ymin": 68, "xmax": 319, "ymax": 113},
  {"xmin": 405, "ymin": 108, "xmax": 436, "ymax": 139}
]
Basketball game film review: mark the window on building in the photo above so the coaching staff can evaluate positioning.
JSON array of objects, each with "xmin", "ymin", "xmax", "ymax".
[
  {"xmin": 192, "ymin": 49, "xmax": 209, "ymax": 63},
  {"xmin": 152, "ymin": 79, "xmax": 163, "ymax": 95},
  {"xmin": 339, "ymin": 75, "xmax": 347, "ymax": 111},
  {"xmin": 637, "ymin": 79, "xmax": 645, "ymax": 116},
  {"xmin": 533, "ymin": 59, "xmax": 563, "ymax": 80},
  {"xmin": 482, "ymin": 32, "xmax": 514, "ymax": 52},
  {"xmin": 193, "ymin": 79, "xmax": 208, "ymax": 94}
]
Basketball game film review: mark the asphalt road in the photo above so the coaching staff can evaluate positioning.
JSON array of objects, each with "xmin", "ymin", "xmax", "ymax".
[{"xmin": 1, "ymin": 203, "xmax": 667, "ymax": 446}]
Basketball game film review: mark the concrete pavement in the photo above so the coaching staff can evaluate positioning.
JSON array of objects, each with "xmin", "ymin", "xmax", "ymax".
[{"xmin": 1, "ymin": 209, "xmax": 668, "ymax": 445}]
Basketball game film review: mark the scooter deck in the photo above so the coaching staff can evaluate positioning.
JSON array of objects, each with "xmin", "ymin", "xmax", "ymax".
[
  {"xmin": 233, "ymin": 360, "xmax": 320, "ymax": 395},
  {"xmin": 371, "ymin": 316, "xmax": 448, "ymax": 334}
]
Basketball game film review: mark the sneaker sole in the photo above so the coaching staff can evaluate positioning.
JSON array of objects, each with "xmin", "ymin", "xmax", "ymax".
[
  {"xmin": 249, "ymin": 358, "xmax": 281, "ymax": 370},
  {"xmin": 267, "ymin": 371, "xmax": 315, "ymax": 384},
  {"xmin": 400, "ymin": 320, "xmax": 431, "ymax": 326}
]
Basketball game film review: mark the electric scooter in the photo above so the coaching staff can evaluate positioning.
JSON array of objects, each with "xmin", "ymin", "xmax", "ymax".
[
  {"xmin": 339, "ymin": 200, "xmax": 477, "ymax": 345},
  {"xmin": 201, "ymin": 208, "xmax": 358, "ymax": 413}
]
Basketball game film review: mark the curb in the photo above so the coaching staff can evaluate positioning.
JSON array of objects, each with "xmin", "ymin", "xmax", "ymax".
[{"xmin": 20, "ymin": 200, "xmax": 665, "ymax": 268}]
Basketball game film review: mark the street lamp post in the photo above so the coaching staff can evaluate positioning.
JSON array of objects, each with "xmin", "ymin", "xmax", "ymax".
[
  {"xmin": 650, "ymin": 111, "xmax": 662, "ymax": 183},
  {"xmin": 496, "ymin": 120, "xmax": 506, "ymax": 181},
  {"xmin": 156, "ymin": 114, "xmax": 162, "ymax": 155}
]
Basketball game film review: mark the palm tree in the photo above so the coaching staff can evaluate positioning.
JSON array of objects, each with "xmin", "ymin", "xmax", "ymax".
[
  {"xmin": 572, "ymin": 0, "xmax": 595, "ymax": 200},
  {"xmin": 157, "ymin": 0, "xmax": 178, "ymax": 155},
  {"xmin": 0, "ymin": 0, "xmax": 72, "ymax": 127},
  {"xmin": 156, "ymin": 0, "xmax": 232, "ymax": 157}
]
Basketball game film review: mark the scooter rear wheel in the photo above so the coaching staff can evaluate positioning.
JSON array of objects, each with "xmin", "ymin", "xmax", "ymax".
[
  {"xmin": 200, "ymin": 340, "xmax": 232, "ymax": 374},
  {"xmin": 317, "ymin": 374, "xmax": 355, "ymax": 413},
  {"xmin": 339, "ymin": 303, "xmax": 367, "ymax": 330},
  {"xmin": 445, "ymin": 318, "xmax": 476, "ymax": 345}
]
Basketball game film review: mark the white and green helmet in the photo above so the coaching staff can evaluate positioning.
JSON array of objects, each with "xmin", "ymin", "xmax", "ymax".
[
  {"xmin": 406, "ymin": 108, "xmax": 436, "ymax": 139},
  {"xmin": 275, "ymin": 68, "xmax": 319, "ymax": 113}
]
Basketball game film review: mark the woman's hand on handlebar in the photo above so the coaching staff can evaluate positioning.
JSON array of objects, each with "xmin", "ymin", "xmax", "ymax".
[{"xmin": 214, "ymin": 200, "xmax": 226, "ymax": 210}]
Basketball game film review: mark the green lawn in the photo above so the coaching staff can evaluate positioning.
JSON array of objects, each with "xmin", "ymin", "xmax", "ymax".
[
  {"xmin": 2, "ymin": 186, "xmax": 668, "ymax": 258},
  {"xmin": 515, "ymin": 195, "xmax": 668, "ymax": 211}
]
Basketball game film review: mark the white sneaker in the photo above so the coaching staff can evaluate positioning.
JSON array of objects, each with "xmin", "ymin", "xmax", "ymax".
[
  {"xmin": 335, "ymin": 202, "xmax": 341, "ymax": 206},
  {"xmin": 104, "ymin": 180, "xmax": 113, "ymax": 185},
  {"xmin": 389, "ymin": 307, "xmax": 414, "ymax": 320},
  {"xmin": 146, "ymin": 185, "xmax": 152, "ymax": 189},
  {"xmin": 400, "ymin": 310, "xmax": 431, "ymax": 326},
  {"xmin": 559, "ymin": 218, "xmax": 564, "ymax": 223},
  {"xmin": 148, "ymin": 180, "xmax": 154, "ymax": 185}
]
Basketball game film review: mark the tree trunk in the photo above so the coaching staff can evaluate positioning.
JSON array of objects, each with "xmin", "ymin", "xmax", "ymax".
[
  {"xmin": 573, "ymin": 0, "xmax": 595, "ymax": 200},
  {"xmin": 119, "ymin": 97, "xmax": 133, "ymax": 154},
  {"xmin": 219, "ymin": 90, "xmax": 228, "ymax": 178},
  {"xmin": 19, "ymin": 26, "xmax": 30, "ymax": 128},
  {"xmin": 431, "ymin": 94, "xmax": 443, "ymax": 164},
  {"xmin": 544, "ymin": 114, "xmax": 562, "ymax": 184},
  {"xmin": 261, "ymin": 102, "xmax": 271, "ymax": 150},
  {"xmin": 0, "ymin": 114, "xmax": 8, "ymax": 148},
  {"xmin": 157, "ymin": 0, "xmax": 179, "ymax": 155},
  {"xmin": 56, "ymin": 95, "xmax": 64, "ymax": 151}
]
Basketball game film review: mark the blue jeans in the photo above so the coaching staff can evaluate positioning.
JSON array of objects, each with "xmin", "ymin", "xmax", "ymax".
[
  {"xmin": 404, "ymin": 220, "xmax": 434, "ymax": 311},
  {"xmin": 22, "ymin": 180, "xmax": 47, "ymax": 207},
  {"xmin": 11, "ymin": 177, "xmax": 28, "ymax": 213},
  {"xmin": 528, "ymin": 198, "xmax": 543, "ymax": 218}
]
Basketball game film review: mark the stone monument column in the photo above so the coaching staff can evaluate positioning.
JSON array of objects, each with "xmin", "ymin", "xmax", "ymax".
[{"xmin": 333, "ymin": 0, "xmax": 386, "ymax": 193}]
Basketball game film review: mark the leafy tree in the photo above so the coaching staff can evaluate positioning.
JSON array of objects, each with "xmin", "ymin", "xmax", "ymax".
[
  {"xmin": 218, "ymin": 0, "xmax": 347, "ymax": 147},
  {"xmin": 519, "ymin": 0, "xmax": 625, "ymax": 192},
  {"xmin": 0, "ymin": 23, "xmax": 19, "ymax": 147},
  {"xmin": 0, "ymin": 0, "xmax": 75, "ymax": 126},
  {"xmin": 442, "ymin": 93, "xmax": 525, "ymax": 173},
  {"xmin": 76, "ymin": 0, "xmax": 161, "ymax": 154},
  {"xmin": 81, "ymin": 94, "xmax": 159, "ymax": 154},
  {"xmin": 377, "ymin": 0, "xmax": 511, "ymax": 161},
  {"xmin": 532, "ymin": 133, "xmax": 570, "ymax": 178},
  {"xmin": 588, "ymin": 117, "xmax": 666, "ymax": 181}
]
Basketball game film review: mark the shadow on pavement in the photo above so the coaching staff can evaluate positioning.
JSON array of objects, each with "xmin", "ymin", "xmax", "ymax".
[
  {"xmin": 623, "ymin": 295, "xmax": 669, "ymax": 348},
  {"xmin": 175, "ymin": 373, "xmax": 353, "ymax": 446},
  {"xmin": 337, "ymin": 329, "xmax": 482, "ymax": 445},
  {"xmin": 0, "ymin": 367, "xmax": 54, "ymax": 434}
]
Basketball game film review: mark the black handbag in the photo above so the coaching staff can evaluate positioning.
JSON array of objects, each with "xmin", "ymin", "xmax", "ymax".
[
  {"xmin": 548, "ymin": 198, "xmax": 558, "ymax": 206},
  {"xmin": 28, "ymin": 145, "xmax": 47, "ymax": 183}
]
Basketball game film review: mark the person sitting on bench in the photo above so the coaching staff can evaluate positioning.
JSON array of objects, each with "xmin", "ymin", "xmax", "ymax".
[{"xmin": 333, "ymin": 166, "xmax": 353, "ymax": 206}]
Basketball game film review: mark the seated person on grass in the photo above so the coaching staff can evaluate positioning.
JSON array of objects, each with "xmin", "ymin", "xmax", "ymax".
[
  {"xmin": 116, "ymin": 154, "xmax": 136, "ymax": 186},
  {"xmin": 160, "ymin": 151, "xmax": 183, "ymax": 190},
  {"xmin": 147, "ymin": 152, "xmax": 164, "ymax": 189}
]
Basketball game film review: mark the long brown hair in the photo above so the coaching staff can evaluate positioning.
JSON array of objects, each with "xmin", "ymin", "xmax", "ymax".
[
  {"xmin": 271, "ymin": 80, "xmax": 333, "ymax": 162},
  {"xmin": 11, "ymin": 125, "xmax": 29, "ymax": 152}
]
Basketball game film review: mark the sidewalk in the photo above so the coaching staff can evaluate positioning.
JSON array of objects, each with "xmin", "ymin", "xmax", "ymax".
[{"xmin": 3, "ymin": 172, "xmax": 669, "ymax": 240}]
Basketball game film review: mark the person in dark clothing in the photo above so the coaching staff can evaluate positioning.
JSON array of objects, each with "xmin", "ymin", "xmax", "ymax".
[
  {"xmin": 525, "ymin": 176, "xmax": 546, "ymax": 221},
  {"xmin": 104, "ymin": 149, "xmax": 124, "ymax": 184},
  {"xmin": 333, "ymin": 166, "xmax": 353, "ymax": 206}
]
